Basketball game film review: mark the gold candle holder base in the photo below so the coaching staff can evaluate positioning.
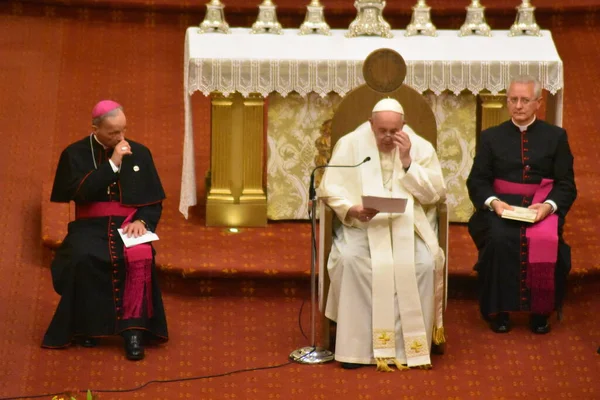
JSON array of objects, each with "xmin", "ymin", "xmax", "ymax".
[
  {"xmin": 346, "ymin": 0, "xmax": 393, "ymax": 39},
  {"xmin": 509, "ymin": 0, "xmax": 542, "ymax": 37},
  {"xmin": 251, "ymin": 0, "xmax": 283, "ymax": 35},
  {"xmin": 199, "ymin": 0, "xmax": 230, "ymax": 34},
  {"xmin": 299, "ymin": 0, "xmax": 331, "ymax": 35},
  {"xmin": 459, "ymin": 0, "xmax": 491, "ymax": 37},
  {"xmin": 405, "ymin": 0, "xmax": 437, "ymax": 37}
]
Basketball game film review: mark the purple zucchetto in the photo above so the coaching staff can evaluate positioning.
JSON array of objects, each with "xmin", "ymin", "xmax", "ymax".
[{"xmin": 92, "ymin": 100, "xmax": 122, "ymax": 118}]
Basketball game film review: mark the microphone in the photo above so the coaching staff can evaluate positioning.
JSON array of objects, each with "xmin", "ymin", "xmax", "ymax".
[{"xmin": 308, "ymin": 156, "xmax": 371, "ymax": 200}]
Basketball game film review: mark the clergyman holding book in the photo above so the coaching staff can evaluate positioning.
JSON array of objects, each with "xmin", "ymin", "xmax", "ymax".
[{"xmin": 466, "ymin": 75, "xmax": 577, "ymax": 335}]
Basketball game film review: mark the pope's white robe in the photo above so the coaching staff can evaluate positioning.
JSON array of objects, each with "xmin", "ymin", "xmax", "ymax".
[{"xmin": 318, "ymin": 121, "xmax": 446, "ymax": 367}]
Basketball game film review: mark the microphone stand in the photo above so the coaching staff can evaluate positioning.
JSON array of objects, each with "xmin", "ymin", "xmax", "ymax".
[
  {"xmin": 289, "ymin": 166, "xmax": 334, "ymax": 364},
  {"xmin": 290, "ymin": 157, "xmax": 370, "ymax": 364}
]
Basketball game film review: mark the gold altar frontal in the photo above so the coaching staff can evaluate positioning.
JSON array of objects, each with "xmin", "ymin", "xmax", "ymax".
[{"xmin": 205, "ymin": 92, "xmax": 267, "ymax": 227}]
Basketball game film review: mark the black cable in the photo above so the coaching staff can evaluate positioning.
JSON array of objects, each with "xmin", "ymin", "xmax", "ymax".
[
  {"xmin": 0, "ymin": 359, "xmax": 300, "ymax": 400},
  {"xmin": 2, "ymin": 209, "xmax": 320, "ymax": 400},
  {"xmin": 298, "ymin": 297, "xmax": 309, "ymax": 341},
  {"xmin": 1, "ymin": 278, "xmax": 318, "ymax": 400}
]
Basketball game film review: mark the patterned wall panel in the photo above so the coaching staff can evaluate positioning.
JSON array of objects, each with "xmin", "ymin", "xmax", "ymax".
[{"xmin": 267, "ymin": 91, "xmax": 476, "ymax": 222}]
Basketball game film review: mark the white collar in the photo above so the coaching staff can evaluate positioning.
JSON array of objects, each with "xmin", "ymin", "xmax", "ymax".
[{"xmin": 512, "ymin": 116, "xmax": 536, "ymax": 132}]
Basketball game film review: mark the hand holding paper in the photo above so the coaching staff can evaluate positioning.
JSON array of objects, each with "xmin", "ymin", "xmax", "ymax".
[
  {"xmin": 501, "ymin": 206, "xmax": 537, "ymax": 223},
  {"xmin": 361, "ymin": 195, "xmax": 407, "ymax": 214},
  {"xmin": 117, "ymin": 229, "xmax": 160, "ymax": 248}
]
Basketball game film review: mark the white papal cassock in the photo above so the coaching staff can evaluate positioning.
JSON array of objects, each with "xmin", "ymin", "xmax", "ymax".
[{"xmin": 318, "ymin": 121, "xmax": 446, "ymax": 369}]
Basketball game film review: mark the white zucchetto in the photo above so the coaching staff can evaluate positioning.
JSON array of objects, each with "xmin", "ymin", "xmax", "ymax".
[{"xmin": 372, "ymin": 98, "xmax": 404, "ymax": 114}]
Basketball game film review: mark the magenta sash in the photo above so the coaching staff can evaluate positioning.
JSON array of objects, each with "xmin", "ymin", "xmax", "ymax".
[
  {"xmin": 76, "ymin": 202, "xmax": 133, "ymax": 219},
  {"xmin": 76, "ymin": 202, "xmax": 154, "ymax": 319},
  {"xmin": 492, "ymin": 179, "xmax": 558, "ymax": 314}
]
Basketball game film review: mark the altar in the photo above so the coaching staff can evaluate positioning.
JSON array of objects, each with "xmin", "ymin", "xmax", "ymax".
[{"xmin": 181, "ymin": 27, "xmax": 563, "ymax": 224}]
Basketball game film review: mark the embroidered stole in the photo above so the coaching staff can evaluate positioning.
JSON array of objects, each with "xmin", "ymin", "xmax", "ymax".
[{"xmin": 357, "ymin": 128, "xmax": 431, "ymax": 367}]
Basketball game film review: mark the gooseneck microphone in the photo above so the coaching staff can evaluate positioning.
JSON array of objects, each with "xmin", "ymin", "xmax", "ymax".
[
  {"xmin": 308, "ymin": 156, "xmax": 371, "ymax": 200},
  {"xmin": 289, "ymin": 155, "xmax": 372, "ymax": 365}
]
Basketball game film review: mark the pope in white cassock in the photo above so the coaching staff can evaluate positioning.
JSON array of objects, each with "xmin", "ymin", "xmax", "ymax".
[{"xmin": 318, "ymin": 98, "xmax": 447, "ymax": 371}]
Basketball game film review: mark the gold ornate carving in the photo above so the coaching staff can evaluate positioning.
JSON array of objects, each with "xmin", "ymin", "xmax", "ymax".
[
  {"xmin": 313, "ymin": 119, "xmax": 331, "ymax": 189},
  {"xmin": 299, "ymin": 0, "xmax": 331, "ymax": 36},
  {"xmin": 405, "ymin": 0, "xmax": 437, "ymax": 37},
  {"xmin": 198, "ymin": 0, "xmax": 230, "ymax": 34},
  {"xmin": 459, "ymin": 0, "xmax": 491, "ymax": 37},
  {"xmin": 509, "ymin": 0, "xmax": 542, "ymax": 37},
  {"xmin": 346, "ymin": 0, "xmax": 393, "ymax": 39},
  {"xmin": 251, "ymin": 0, "xmax": 283, "ymax": 35}
]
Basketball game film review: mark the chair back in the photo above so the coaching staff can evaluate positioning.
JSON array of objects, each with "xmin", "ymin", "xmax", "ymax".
[{"xmin": 330, "ymin": 84, "xmax": 438, "ymax": 150}]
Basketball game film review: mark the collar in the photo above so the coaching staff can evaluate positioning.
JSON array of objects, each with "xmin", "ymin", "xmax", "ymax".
[
  {"xmin": 511, "ymin": 116, "xmax": 537, "ymax": 132},
  {"xmin": 93, "ymin": 134, "xmax": 109, "ymax": 149}
]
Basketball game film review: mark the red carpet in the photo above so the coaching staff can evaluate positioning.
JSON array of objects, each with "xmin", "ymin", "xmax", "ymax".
[{"xmin": 1, "ymin": 1, "xmax": 600, "ymax": 399}]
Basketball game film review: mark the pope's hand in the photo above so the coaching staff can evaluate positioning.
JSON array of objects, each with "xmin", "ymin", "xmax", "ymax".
[
  {"xmin": 392, "ymin": 130, "xmax": 412, "ymax": 169},
  {"xmin": 348, "ymin": 205, "xmax": 379, "ymax": 222}
]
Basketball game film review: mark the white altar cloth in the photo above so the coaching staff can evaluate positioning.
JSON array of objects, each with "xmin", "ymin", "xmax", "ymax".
[{"xmin": 181, "ymin": 27, "xmax": 563, "ymax": 218}]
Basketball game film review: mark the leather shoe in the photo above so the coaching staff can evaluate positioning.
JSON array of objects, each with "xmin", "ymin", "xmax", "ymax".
[
  {"xmin": 341, "ymin": 362, "xmax": 363, "ymax": 370},
  {"xmin": 489, "ymin": 312, "xmax": 511, "ymax": 333},
  {"xmin": 123, "ymin": 330, "xmax": 145, "ymax": 361},
  {"xmin": 79, "ymin": 337, "xmax": 98, "ymax": 348},
  {"xmin": 530, "ymin": 314, "xmax": 551, "ymax": 334}
]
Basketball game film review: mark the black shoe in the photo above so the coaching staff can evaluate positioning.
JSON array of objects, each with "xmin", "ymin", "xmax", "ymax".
[
  {"xmin": 79, "ymin": 337, "xmax": 98, "ymax": 348},
  {"xmin": 341, "ymin": 362, "xmax": 364, "ymax": 370},
  {"xmin": 122, "ymin": 330, "xmax": 145, "ymax": 361},
  {"xmin": 490, "ymin": 312, "xmax": 511, "ymax": 333},
  {"xmin": 597, "ymin": 346, "xmax": 600, "ymax": 355},
  {"xmin": 530, "ymin": 314, "xmax": 551, "ymax": 334}
]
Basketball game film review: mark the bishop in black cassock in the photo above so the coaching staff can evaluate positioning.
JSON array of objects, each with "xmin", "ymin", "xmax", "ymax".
[
  {"xmin": 42, "ymin": 101, "xmax": 168, "ymax": 360},
  {"xmin": 467, "ymin": 77, "xmax": 576, "ymax": 334}
]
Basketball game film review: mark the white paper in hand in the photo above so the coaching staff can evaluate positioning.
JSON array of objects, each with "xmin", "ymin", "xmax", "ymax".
[
  {"xmin": 361, "ymin": 195, "xmax": 407, "ymax": 213},
  {"xmin": 117, "ymin": 229, "xmax": 160, "ymax": 248}
]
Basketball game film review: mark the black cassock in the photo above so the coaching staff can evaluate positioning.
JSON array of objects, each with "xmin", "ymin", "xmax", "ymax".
[
  {"xmin": 466, "ymin": 119, "xmax": 576, "ymax": 318},
  {"xmin": 42, "ymin": 135, "xmax": 168, "ymax": 348}
]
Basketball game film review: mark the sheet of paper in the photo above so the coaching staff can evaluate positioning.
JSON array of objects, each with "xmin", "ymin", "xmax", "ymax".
[
  {"xmin": 117, "ymin": 229, "xmax": 160, "ymax": 248},
  {"xmin": 361, "ymin": 195, "xmax": 407, "ymax": 214},
  {"xmin": 501, "ymin": 206, "xmax": 537, "ymax": 223}
]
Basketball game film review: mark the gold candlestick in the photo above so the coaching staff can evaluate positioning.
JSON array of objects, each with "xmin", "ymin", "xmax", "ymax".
[
  {"xmin": 346, "ymin": 0, "xmax": 393, "ymax": 39},
  {"xmin": 199, "ymin": 0, "xmax": 230, "ymax": 34},
  {"xmin": 405, "ymin": 0, "xmax": 437, "ymax": 37},
  {"xmin": 509, "ymin": 0, "xmax": 542, "ymax": 37},
  {"xmin": 299, "ymin": 0, "xmax": 331, "ymax": 35},
  {"xmin": 251, "ymin": 0, "xmax": 283, "ymax": 35},
  {"xmin": 459, "ymin": 0, "xmax": 491, "ymax": 37}
]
